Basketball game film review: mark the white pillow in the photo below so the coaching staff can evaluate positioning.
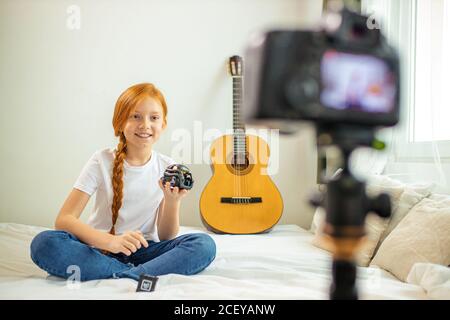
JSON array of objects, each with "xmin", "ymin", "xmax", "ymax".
[{"xmin": 371, "ymin": 196, "xmax": 450, "ymax": 282}]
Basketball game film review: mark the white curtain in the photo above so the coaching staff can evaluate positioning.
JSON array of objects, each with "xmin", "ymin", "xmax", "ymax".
[
  {"xmin": 349, "ymin": 0, "xmax": 406, "ymax": 180},
  {"xmin": 354, "ymin": 0, "xmax": 450, "ymax": 193}
]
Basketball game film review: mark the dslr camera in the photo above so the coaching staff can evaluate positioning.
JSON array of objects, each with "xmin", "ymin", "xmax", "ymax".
[{"xmin": 243, "ymin": 7, "xmax": 400, "ymax": 133}]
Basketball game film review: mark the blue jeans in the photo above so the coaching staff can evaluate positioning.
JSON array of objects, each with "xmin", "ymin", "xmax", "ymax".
[{"xmin": 30, "ymin": 230, "xmax": 216, "ymax": 282}]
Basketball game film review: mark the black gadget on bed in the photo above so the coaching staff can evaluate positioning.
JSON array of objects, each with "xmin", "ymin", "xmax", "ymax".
[
  {"xmin": 136, "ymin": 274, "xmax": 158, "ymax": 292},
  {"xmin": 242, "ymin": 5, "xmax": 400, "ymax": 300}
]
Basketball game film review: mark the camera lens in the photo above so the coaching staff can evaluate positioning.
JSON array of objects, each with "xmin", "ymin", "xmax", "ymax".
[
  {"xmin": 351, "ymin": 22, "xmax": 367, "ymax": 39},
  {"xmin": 284, "ymin": 72, "xmax": 319, "ymax": 110}
]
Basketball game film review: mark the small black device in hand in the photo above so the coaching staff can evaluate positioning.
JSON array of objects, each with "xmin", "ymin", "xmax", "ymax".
[
  {"xmin": 136, "ymin": 274, "xmax": 158, "ymax": 292},
  {"xmin": 161, "ymin": 164, "xmax": 194, "ymax": 190}
]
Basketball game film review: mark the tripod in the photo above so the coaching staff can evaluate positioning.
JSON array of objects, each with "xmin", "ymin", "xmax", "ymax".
[{"xmin": 311, "ymin": 124, "xmax": 391, "ymax": 300}]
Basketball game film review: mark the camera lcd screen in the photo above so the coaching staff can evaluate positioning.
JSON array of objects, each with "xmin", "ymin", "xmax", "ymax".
[{"xmin": 320, "ymin": 50, "xmax": 396, "ymax": 113}]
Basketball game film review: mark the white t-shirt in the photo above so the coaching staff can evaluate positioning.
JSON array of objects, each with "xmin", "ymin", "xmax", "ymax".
[{"xmin": 73, "ymin": 148, "xmax": 175, "ymax": 241}]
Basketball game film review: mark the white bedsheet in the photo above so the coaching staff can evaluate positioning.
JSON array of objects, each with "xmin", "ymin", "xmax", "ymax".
[{"xmin": 0, "ymin": 223, "xmax": 427, "ymax": 300}]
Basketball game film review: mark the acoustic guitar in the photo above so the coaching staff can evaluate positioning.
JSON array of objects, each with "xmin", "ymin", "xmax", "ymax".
[{"xmin": 199, "ymin": 55, "xmax": 284, "ymax": 234}]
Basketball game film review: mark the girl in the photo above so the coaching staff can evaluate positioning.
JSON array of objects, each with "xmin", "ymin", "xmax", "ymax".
[{"xmin": 30, "ymin": 83, "xmax": 216, "ymax": 282}]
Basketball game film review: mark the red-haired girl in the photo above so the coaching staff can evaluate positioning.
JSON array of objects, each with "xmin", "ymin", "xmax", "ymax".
[{"xmin": 30, "ymin": 83, "xmax": 216, "ymax": 281}]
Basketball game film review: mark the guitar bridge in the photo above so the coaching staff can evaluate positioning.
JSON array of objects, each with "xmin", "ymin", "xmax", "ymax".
[{"xmin": 220, "ymin": 197, "xmax": 262, "ymax": 204}]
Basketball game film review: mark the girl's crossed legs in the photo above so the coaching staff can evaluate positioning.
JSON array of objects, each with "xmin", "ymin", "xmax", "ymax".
[{"xmin": 30, "ymin": 230, "xmax": 216, "ymax": 281}]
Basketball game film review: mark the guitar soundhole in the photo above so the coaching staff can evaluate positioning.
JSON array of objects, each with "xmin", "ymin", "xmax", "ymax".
[{"xmin": 231, "ymin": 155, "xmax": 249, "ymax": 172}]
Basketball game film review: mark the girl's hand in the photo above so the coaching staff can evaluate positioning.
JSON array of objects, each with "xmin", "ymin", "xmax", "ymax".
[
  {"xmin": 159, "ymin": 177, "xmax": 189, "ymax": 203},
  {"xmin": 106, "ymin": 230, "xmax": 149, "ymax": 256}
]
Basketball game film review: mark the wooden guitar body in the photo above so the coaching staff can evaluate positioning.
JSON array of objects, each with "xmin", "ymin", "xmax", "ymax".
[{"xmin": 200, "ymin": 134, "xmax": 283, "ymax": 234}]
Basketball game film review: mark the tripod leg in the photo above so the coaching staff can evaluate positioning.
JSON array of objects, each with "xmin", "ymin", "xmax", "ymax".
[{"xmin": 330, "ymin": 259, "xmax": 358, "ymax": 300}]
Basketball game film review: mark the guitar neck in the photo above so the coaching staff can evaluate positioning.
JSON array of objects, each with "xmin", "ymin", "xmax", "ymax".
[{"xmin": 232, "ymin": 76, "xmax": 246, "ymax": 156}]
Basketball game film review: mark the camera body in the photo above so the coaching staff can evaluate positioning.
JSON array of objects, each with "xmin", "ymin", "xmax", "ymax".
[{"xmin": 243, "ymin": 8, "xmax": 400, "ymax": 130}]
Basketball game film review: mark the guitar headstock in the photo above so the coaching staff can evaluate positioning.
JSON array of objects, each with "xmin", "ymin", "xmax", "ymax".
[{"xmin": 228, "ymin": 55, "xmax": 243, "ymax": 78}]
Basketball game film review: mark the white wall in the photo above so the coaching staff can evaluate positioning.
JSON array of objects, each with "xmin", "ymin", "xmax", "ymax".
[{"xmin": 0, "ymin": 0, "xmax": 323, "ymax": 230}]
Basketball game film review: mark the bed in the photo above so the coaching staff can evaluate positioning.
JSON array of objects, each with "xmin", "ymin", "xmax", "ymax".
[{"xmin": 0, "ymin": 222, "xmax": 428, "ymax": 300}]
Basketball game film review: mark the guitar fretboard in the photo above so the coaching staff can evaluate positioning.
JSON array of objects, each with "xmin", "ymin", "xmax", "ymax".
[{"xmin": 232, "ymin": 76, "xmax": 246, "ymax": 159}]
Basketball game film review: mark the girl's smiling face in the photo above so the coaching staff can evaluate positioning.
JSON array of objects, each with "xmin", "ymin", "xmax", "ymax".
[{"xmin": 122, "ymin": 96, "xmax": 166, "ymax": 151}]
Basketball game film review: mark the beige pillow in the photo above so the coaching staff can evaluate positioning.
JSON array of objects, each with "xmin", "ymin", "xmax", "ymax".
[
  {"xmin": 310, "ymin": 175, "xmax": 433, "ymax": 267},
  {"xmin": 311, "ymin": 208, "xmax": 390, "ymax": 266},
  {"xmin": 310, "ymin": 175, "xmax": 405, "ymax": 267},
  {"xmin": 370, "ymin": 196, "xmax": 450, "ymax": 282},
  {"xmin": 310, "ymin": 175, "xmax": 405, "ymax": 233},
  {"xmin": 373, "ymin": 185, "xmax": 432, "ymax": 256}
]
